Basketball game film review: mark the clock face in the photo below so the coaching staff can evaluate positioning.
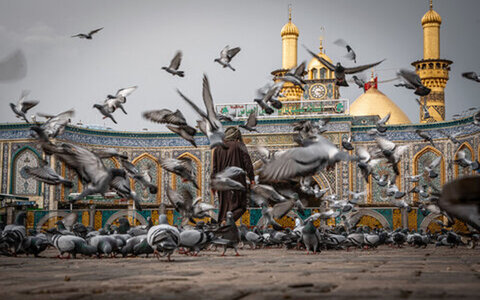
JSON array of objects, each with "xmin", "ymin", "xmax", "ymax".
[{"xmin": 309, "ymin": 84, "xmax": 326, "ymax": 99}]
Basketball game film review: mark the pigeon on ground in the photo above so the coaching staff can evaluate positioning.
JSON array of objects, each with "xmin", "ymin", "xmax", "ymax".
[
  {"xmin": 160, "ymin": 156, "xmax": 198, "ymax": 189},
  {"xmin": 162, "ymin": 51, "xmax": 184, "ymax": 77},
  {"xmin": 71, "ymin": 27, "xmax": 103, "ymax": 39},
  {"xmin": 142, "ymin": 109, "xmax": 187, "ymax": 126},
  {"xmin": 280, "ymin": 61, "xmax": 306, "ymax": 90},
  {"xmin": 214, "ymin": 45, "xmax": 241, "ymax": 71},
  {"xmin": 304, "ymin": 45, "xmax": 384, "ymax": 87},
  {"xmin": 21, "ymin": 234, "xmax": 49, "ymax": 257},
  {"xmin": 302, "ymin": 220, "xmax": 321, "ymax": 254},
  {"xmin": 213, "ymin": 211, "xmax": 241, "ymax": 256},
  {"xmin": 20, "ymin": 159, "xmax": 73, "ymax": 187},
  {"xmin": 9, "ymin": 90, "xmax": 39, "ymax": 123},
  {"xmin": 415, "ymin": 129, "xmax": 435, "ymax": 147},
  {"xmin": 239, "ymin": 111, "xmax": 258, "ymax": 132},
  {"xmin": 334, "ymin": 38, "xmax": 357, "ymax": 63},
  {"xmin": 0, "ymin": 49, "xmax": 27, "ymax": 81},
  {"xmin": 36, "ymin": 109, "xmax": 74, "ymax": 138},
  {"xmin": 147, "ymin": 214, "xmax": 180, "ymax": 261},
  {"xmin": 0, "ymin": 212, "xmax": 26, "ymax": 255},
  {"xmin": 47, "ymin": 230, "xmax": 97, "ymax": 258},
  {"xmin": 462, "ymin": 72, "xmax": 480, "ymax": 83},
  {"xmin": 121, "ymin": 235, "xmax": 147, "ymax": 257},
  {"xmin": 179, "ymin": 229, "xmax": 214, "ymax": 255},
  {"xmin": 395, "ymin": 69, "xmax": 431, "ymax": 96}
]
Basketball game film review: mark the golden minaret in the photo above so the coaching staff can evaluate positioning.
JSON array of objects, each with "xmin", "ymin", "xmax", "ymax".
[
  {"xmin": 272, "ymin": 6, "xmax": 303, "ymax": 102},
  {"xmin": 411, "ymin": 0, "xmax": 452, "ymax": 123}
]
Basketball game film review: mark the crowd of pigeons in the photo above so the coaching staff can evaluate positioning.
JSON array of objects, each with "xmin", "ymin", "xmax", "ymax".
[{"xmin": 1, "ymin": 28, "xmax": 480, "ymax": 261}]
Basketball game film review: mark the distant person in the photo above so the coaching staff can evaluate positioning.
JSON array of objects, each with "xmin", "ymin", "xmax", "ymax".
[{"xmin": 211, "ymin": 127, "xmax": 255, "ymax": 224}]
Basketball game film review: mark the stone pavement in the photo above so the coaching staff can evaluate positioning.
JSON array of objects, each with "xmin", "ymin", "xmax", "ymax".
[{"xmin": 0, "ymin": 246, "xmax": 479, "ymax": 299}]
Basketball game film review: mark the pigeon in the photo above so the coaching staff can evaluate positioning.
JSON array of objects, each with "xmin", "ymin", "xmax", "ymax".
[
  {"xmin": 167, "ymin": 124, "xmax": 197, "ymax": 147},
  {"xmin": 352, "ymin": 75, "xmax": 366, "ymax": 88},
  {"xmin": 9, "ymin": 90, "xmax": 39, "ymax": 123},
  {"xmin": 376, "ymin": 112, "xmax": 390, "ymax": 133},
  {"xmin": 356, "ymin": 147, "xmax": 382, "ymax": 183},
  {"xmin": 177, "ymin": 75, "xmax": 224, "ymax": 148},
  {"xmin": 342, "ymin": 136, "xmax": 354, "ymax": 151},
  {"xmin": 120, "ymin": 158, "xmax": 158, "ymax": 194},
  {"xmin": 213, "ymin": 211, "xmax": 241, "ymax": 256},
  {"xmin": 88, "ymin": 234, "xmax": 120, "ymax": 257},
  {"xmin": 280, "ymin": 61, "xmax": 307, "ymax": 90},
  {"xmin": 333, "ymin": 38, "xmax": 356, "ymax": 63},
  {"xmin": 0, "ymin": 212, "xmax": 26, "ymax": 255},
  {"xmin": 407, "ymin": 174, "xmax": 422, "ymax": 182},
  {"xmin": 254, "ymin": 97, "xmax": 274, "ymax": 115},
  {"xmin": 244, "ymin": 228, "xmax": 264, "ymax": 249},
  {"xmin": 392, "ymin": 199, "xmax": 411, "ymax": 212},
  {"xmin": 386, "ymin": 180, "xmax": 406, "ymax": 199},
  {"xmin": 438, "ymin": 130, "xmax": 461, "ymax": 145},
  {"xmin": 93, "ymin": 103, "xmax": 117, "ymax": 124},
  {"xmin": 345, "ymin": 227, "xmax": 365, "ymax": 249},
  {"xmin": 250, "ymin": 184, "xmax": 287, "ymax": 206},
  {"xmin": 46, "ymin": 230, "xmax": 97, "ymax": 258},
  {"xmin": 375, "ymin": 137, "xmax": 408, "ymax": 175},
  {"xmin": 461, "ymin": 72, "xmax": 480, "ymax": 83},
  {"xmin": 120, "ymin": 235, "xmax": 147, "ymax": 257},
  {"xmin": 108, "ymin": 168, "xmax": 143, "ymax": 211},
  {"xmin": 160, "ymin": 156, "xmax": 198, "ymax": 189},
  {"xmin": 416, "ymin": 98, "xmax": 431, "ymax": 119},
  {"xmin": 211, "ymin": 166, "xmax": 246, "ymax": 191},
  {"xmin": 179, "ymin": 229, "xmax": 213, "ymax": 255},
  {"xmin": 21, "ymin": 234, "xmax": 49, "ymax": 257},
  {"xmin": 142, "ymin": 109, "xmax": 187, "ymax": 126},
  {"xmin": 36, "ymin": 109, "xmax": 74, "ymax": 138},
  {"xmin": 0, "ymin": 49, "xmax": 27, "ymax": 82},
  {"xmin": 20, "ymin": 159, "xmax": 73, "ymax": 187},
  {"xmin": 395, "ymin": 69, "xmax": 431, "ymax": 96},
  {"xmin": 454, "ymin": 150, "xmax": 480, "ymax": 171},
  {"xmin": 260, "ymin": 134, "xmax": 350, "ymax": 182},
  {"xmin": 367, "ymin": 128, "xmax": 386, "ymax": 137},
  {"xmin": 372, "ymin": 173, "xmax": 389, "ymax": 187},
  {"xmin": 166, "ymin": 187, "xmax": 195, "ymax": 223},
  {"xmin": 304, "ymin": 45, "xmax": 384, "ymax": 87},
  {"xmin": 254, "ymin": 82, "xmax": 284, "ymax": 114},
  {"xmin": 106, "ymin": 86, "xmax": 137, "ymax": 105},
  {"xmin": 364, "ymin": 232, "xmax": 387, "ymax": 248},
  {"xmin": 239, "ymin": 111, "xmax": 258, "ymax": 132},
  {"xmin": 301, "ymin": 219, "xmax": 321, "ymax": 254},
  {"xmin": 424, "ymin": 156, "xmax": 442, "ymax": 178},
  {"xmin": 415, "ymin": 129, "xmax": 435, "ymax": 147},
  {"xmin": 162, "ymin": 51, "xmax": 184, "ymax": 77},
  {"xmin": 71, "ymin": 27, "xmax": 103, "ymax": 39},
  {"xmin": 147, "ymin": 214, "xmax": 180, "ymax": 261},
  {"xmin": 349, "ymin": 190, "xmax": 366, "ymax": 203},
  {"xmin": 214, "ymin": 45, "xmax": 241, "ymax": 71}
]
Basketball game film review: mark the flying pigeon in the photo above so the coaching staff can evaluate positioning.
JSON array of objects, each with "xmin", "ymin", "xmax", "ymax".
[
  {"xmin": 214, "ymin": 45, "xmax": 241, "ymax": 71},
  {"xmin": 71, "ymin": 27, "xmax": 104, "ymax": 39},
  {"xmin": 9, "ymin": 90, "xmax": 39, "ymax": 123},
  {"xmin": 162, "ymin": 51, "xmax": 184, "ymax": 77},
  {"xmin": 239, "ymin": 111, "xmax": 257, "ymax": 132},
  {"xmin": 333, "ymin": 38, "xmax": 357, "ymax": 63},
  {"xmin": 395, "ymin": 69, "xmax": 431, "ymax": 96}
]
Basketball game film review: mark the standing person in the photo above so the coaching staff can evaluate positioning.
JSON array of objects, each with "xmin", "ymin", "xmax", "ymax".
[{"xmin": 211, "ymin": 126, "xmax": 255, "ymax": 224}]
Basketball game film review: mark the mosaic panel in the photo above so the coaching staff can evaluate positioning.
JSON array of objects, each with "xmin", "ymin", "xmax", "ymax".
[
  {"xmin": 13, "ymin": 148, "xmax": 40, "ymax": 195},
  {"xmin": 455, "ymin": 146, "xmax": 473, "ymax": 178},
  {"xmin": 415, "ymin": 150, "xmax": 443, "ymax": 197},
  {"xmin": 2, "ymin": 143, "xmax": 8, "ymax": 193},
  {"xmin": 371, "ymin": 160, "xmax": 399, "ymax": 204}
]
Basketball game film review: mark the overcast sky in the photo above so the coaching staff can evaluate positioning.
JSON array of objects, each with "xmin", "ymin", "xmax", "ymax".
[{"xmin": 0, "ymin": 0, "xmax": 479, "ymax": 131}]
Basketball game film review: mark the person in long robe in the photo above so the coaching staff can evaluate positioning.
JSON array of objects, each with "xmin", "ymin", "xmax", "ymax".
[{"xmin": 211, "ymin": 127, "xmax": 255, "ymax": 223}]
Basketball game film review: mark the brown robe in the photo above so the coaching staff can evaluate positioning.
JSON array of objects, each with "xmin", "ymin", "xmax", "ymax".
[{"xmin": 211, "ymin": 140, "xmax": 255, "ymax": 223}]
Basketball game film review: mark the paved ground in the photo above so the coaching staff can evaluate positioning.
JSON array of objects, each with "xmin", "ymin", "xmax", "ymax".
[{"xmin": 0, "ymin": 246, "xmax": 479, "ymax": 299}]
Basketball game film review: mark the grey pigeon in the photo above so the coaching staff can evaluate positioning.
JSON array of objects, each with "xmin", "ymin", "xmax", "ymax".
[
  {"xmin": 334, "ymin": 38, "xmax": 357, "ymax": 63},
  {"xmin": 48, "ymin": 231, "xmax": 97, "ymax": 258},
  {"xmin": 375, "ymin": 137, "xmax": 408, "ymax": 175},
  {"xmin": 108, "ymin": 168, "xmax": 143, "ymax": 211},
  {"xmin": 121, "ymin": 158, "xmax": 158, "ymax": 194},
  {"xmin": 142, "ymin": 109, "xmax": 187, "ymax": 126},
  {"xmin": 71, "ymin": 27, "xmax": 103, "ymax": 39},
  {"xmin": 36, "ymin": 109, "xmax": 74, "ymax": 138},
  {"xmin": 301, "ymin": 220, "xmax": 320, "ymax": 254},
  {"xmin": 179, "ymin": 229, "xmax": 213, "ymax": 255},
  {"xmin": 439, "ymin": 130, "xmax": 461, "ymax": 145},
  {"xmin": 167, "ymin": 124, "xmax": 197, "ymax": 147},
  {"xmin": 239, "ymin": 111, "xmax": 257, "ymax": 132},
  {"xmin": 214, "ymin": 45, "xmax": 241, "ymax": 71},
  {"xmin": 21, "ymin": 158, "xmax": 73, "ymax": 187},
  {"xmin": 162, "ymin": 51, "xmax": 184, "ymax": 77},
  {"xmin": 9, "ymin": 90, "xmax": 39, "ymax": 123},
  {"xmin": 93, "ymin": 103, "xmax": 117, "ymax": 124},
  {"xmin": 395, "ymin": 69, "xmax": 431, "ymax": 96},
  {"xmin": 305, "ymin": 45, "xmax": 384, "ymax": 87},
  {"xmin": 106, "ymin": 86, "xmax": 137, "ymax": 105},
  {"xmin": 147, "ymin": 214, "xmax": 180, "ymax": 261},
  {"xmin": 280, "ymin": 61, "xmax": 306, "ymax": 90},
  {"xmin": 0, "ymin": 212, "xmax": 26, "ymax": 255},
  {"xmin": 424, "ymin": 156, "xmax": 442, "ymax": 178},
  {"xmin": 160, "ymin": 156, "xmax": 198, "ymax": 189},
  {"xmin": 415, "ymin": 129, "xmax": 436, "ymax": 147},
  {"xmin": 352, "ymin": 75, "xmax": 366, "ymax": 88},
  {"xmin": 416, "ymin": 98, "xmax": 431, "ymax": 119},
  {"xmin": 454, "ymin": 150, "xmax": 480, "ymax": 171},
  {"xmin": 213, "ymin": 211, "xmax": 241, "ymax": 256},
  {"xmin": 376, "ymin": 112, "xmax": 390, "ymax": 133},
  {"xmin": 356, "ymin": 147, "xmax": 382, "ymax": 183},
  {"xmin": 462, "ymin": 72, "xmax": 480, "ymax": 83},
  {"xmin": 372, "ymin": 173, "xmax": 389, "ymax": 187},
  {"xmin": 342, "ymin": 135, "xmax": 354, "ymax": 151},
  {"xmin": 211, "ymin": 166, "xmax": 246, "ymax": 191}
]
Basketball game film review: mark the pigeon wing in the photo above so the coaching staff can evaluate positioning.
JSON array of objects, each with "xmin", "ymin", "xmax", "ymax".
[
  {"xmin": 177, "ymin": 89, "xmax": 208, "ymax": 120},
  {"xmin": 88, "ymin": 27, "xmax": 104, "ymax": 36},
  {"xmin": 304, "ymin": 46, "xmax": 335, "ymax": 71},
  {"xmin": 116, "ymin": 86, "xmax": 137, "ymax": 98},
  {"xmin": 244, "ymin": 111, "xmax": 257, "ymax": 128},
  {"xmin": 344, "ymin": 59, "xmax": 385, "ymax": 74},
  {"xmin": 226, "ymin": 47, "xmax": 241, "ymax": 59},
  {"xmin": 169, "ymin": 51, "xmax": 182, "ymax": 70},
  {"xmin": 202, "ymin": 74, "xmax": 219, "ymax": 126}
]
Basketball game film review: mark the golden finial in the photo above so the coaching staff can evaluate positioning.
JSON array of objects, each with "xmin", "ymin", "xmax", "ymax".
[
  {"xmin": 319, "ymin": 26, "xmax": 325, "ymax": 53},
  {"xmin": 288, "ymin": 4, "xmax": 292, "ymax": 22},
  {"xmin": 430, "ymin": 0, "xmax": 433, "ymax": 10}
]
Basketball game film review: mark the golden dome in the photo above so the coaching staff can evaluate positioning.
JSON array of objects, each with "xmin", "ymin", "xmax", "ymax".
[
  {"xmin": 350, "ymin": 87, "xmax": 411, "ymax": 125},
  {"xmin": 281, "ymin": 20, "xmax": 299, "ymax": 37},
  {"xmin": 421, "ymin": 8, "xmax": 442, "ymax": 25},
  {"xmin": 307, "ymin": 41, "xmax": 332, "ymax": 71}
]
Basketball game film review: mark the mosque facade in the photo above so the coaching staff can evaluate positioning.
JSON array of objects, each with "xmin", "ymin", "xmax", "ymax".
[{"xmin": 0, "ymin": 4, "xmax": 479, "ymax": 233}]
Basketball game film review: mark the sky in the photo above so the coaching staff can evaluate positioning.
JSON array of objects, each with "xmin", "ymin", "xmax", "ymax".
[{"xmin": 0, "ymin": 0, "xmax": 479, "ymax": 131}]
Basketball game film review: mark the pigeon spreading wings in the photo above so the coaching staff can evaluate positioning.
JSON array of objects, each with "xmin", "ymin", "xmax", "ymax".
[
  {"xmin": 71, "ymin": 27, "xmax": 103, "ymax": 39},
  {"xmin": 221, "ymin": 46, "xmax": 241, "ymax": 61},
  {"xmin": 142, "ymin": 109, "xmax": 187, "ymax": 126},
  {"xmin": 168, "ymin": 51, "xmax": 182, "ymax": 70}
]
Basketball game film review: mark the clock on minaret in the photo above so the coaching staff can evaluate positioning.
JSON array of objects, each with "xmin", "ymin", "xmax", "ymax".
[{"xmin": 309, "ymin": 83, "xmax": 326, "ymax": 99}]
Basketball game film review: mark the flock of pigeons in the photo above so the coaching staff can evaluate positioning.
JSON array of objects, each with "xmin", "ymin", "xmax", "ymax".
[{"xmin": 2, "ymin": 28, "xmax": 480, "ymax": 260}]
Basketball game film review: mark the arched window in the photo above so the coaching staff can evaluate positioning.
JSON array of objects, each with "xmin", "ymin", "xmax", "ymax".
[
  {"xmin": 132, "ymin": 153, "xmax": 161, "ymax": 204},
  {"xmin": 11, "ymin": 147, "xmax": 42, "ymax": 195},
  {"xmin": 172, "ymin": 152, "xmax": 202, "ymax": 198},
  {"xmin": 454, "ymin": 143, "xmax": 474, "ymax": 178},
  {"xmin": 413, "ymin": 147, "xmax": 444, "ymax": 202},
  {"xmin": 320, "ymin": 68, "xmax": 327, "ymax": 79},
  {"xmin": 311, "ymin": 69, "xmax": 317, "ymax": 79}
]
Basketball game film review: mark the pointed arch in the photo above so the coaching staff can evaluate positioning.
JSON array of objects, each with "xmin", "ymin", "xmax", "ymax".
[
  {"xmin": 349, "ymin": 209, "xmax": 390, "ymax": 229},
  {"xmin": 131, "ymin": 152, "xmax": 161, "ymax": 204},
  {"xmin": 171, "ymin": 152, "xmax": 202, "ymax": 197},
  {"xmin": 10, "ymin": 146, "xmax": 42, "ymax": 195},
  {"xmin": 454, "ymin": 142, "xmax": 474, "ymax": 178},
  {"xmin": 368, "ymin": 160, "xmax": 401, "ymax": 204},
  {"xmin": 412, "ymin": 146, "xmax": 445, "ymax": 202}
]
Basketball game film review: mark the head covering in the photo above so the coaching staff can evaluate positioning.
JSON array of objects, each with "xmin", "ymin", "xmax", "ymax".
[{"xmin": 224, "ymin": 126, "xmax": 242, "ymax": 142}]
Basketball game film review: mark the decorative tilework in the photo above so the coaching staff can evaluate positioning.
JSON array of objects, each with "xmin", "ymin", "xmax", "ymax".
[{"xmin": 12, "ymin": 148, "xmax": 40, "ymax": 195}]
